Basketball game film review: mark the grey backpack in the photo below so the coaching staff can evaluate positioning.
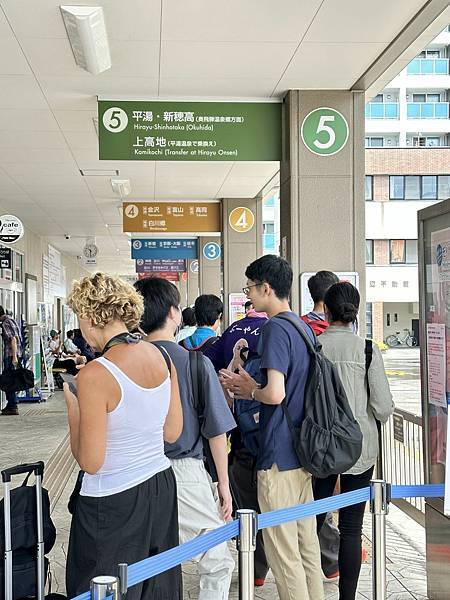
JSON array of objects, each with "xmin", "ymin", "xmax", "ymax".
[{"xmin": 276, "ymin": 313, "xmax": 363, "ymax": 479}]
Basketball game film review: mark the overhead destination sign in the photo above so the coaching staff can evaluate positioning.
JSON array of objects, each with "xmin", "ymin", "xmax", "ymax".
[
  {"xmin": 99, "ymin": 100, "xmax": 281, "ymax": 161},
  {"xmin": 135, "ymin": 258, "xmax": 186, "ymax": 273},
  {"xmin": 123, "ymin": 202, "xmax": 220, "ymax": 234},
  {"xmin": 131, "ymin": 239, "xmax": 198, "ymax": 260}
]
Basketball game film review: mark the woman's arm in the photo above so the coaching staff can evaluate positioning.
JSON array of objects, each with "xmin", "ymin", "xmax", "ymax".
[
  {"xmin": 64, "ymin": 363, "xmax": 109, "ymax": 474},
  {"xmin": 163, "ymin": 359, "xmax": 183, "ymax": 443}
]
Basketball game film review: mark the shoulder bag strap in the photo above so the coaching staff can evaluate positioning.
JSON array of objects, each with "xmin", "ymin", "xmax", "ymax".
[
  {"xmin": 364, "ymin": 339, "xmax": 373, "ymax": 399},
  {"xmin": 151, "ymin": 341, "xmax": 172, "ymax": 374}
]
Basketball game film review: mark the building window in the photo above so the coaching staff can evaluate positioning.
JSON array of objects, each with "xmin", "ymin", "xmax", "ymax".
[
  {"xmin": 365, "ymin": 137, "xmax": 384, "ymax": 148},
  {"xmin": 412, "ymin": 136, "xmax": 441, "ymax": 147},
  {"xmin": 406, "ymin": 240, "xmax": 418, "ymax": 264},
  {"xmin": 412, "ymin": 93, "xmax": 441, "ymax": 103},
  {"xmin": 390, "ymin": 240, "xmax": 405, "ymax": 263},
  {"xmin": 390, "ymin": 176, "xmax": 404, "ymax": 199},
  {"xmin": 405, "ymin": 175, "xmax": 421, "ymax": 199},
  {"xmin": 372, "ymin": 94, "xmax": 384, "ymax": 103},
  {"xmin": 365, "ymin": 176, "xmax": 373, "ymax": 201},
  {"xmin": 263, "ymin": 222, "xmax": 274, "ymax": 234},
  {"xmin": 366, "ymin": 240, "xmax": 374, "ymax": 264},
  {"xmin": 438, "ymin": 175, "xmax": 450, "ymax": 199},
  {"xmin": 422, "ymin": 175, "xmax": 437, "ymax": 199},
  {"xmin": 366, "ymin": 303, "xmax": 373, "ymax": 339}
]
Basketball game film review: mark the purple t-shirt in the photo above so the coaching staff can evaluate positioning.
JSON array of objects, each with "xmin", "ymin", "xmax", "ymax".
[{"xmin": 204, "ymin": 315, "xmax": 268, "ymax": 372}]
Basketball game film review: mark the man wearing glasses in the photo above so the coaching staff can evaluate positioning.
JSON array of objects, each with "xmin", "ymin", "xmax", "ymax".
[{"xmin": 219, "ymin": 255, "xmax": 324, "ymax": 600}]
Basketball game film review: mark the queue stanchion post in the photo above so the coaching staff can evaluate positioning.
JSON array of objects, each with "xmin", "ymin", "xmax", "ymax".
[
  {"xmin": 370, "ymin": 479, "xmax": 390, "ymax": 600},
  {"xmin": 117, "ymin": 564, "xmax": 128, "ymax": 598},
  {"xmin": 237, "ymin": 509, "xmax": 257, "ymax": 600},
  {"xmin": 90, "ymin": 576, "xmax": 119, "ymax": 600}
]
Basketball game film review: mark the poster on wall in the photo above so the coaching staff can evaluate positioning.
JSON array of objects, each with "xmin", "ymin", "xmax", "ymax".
[
  {"xmin": 427, "ymin": 324, "xmax": 447, "ymax": 408},
  {"xmin": 300, "ymin": 272, "xmax": 359, "ymax": 314},
  {"xmin": 229, "ymin": 293, "xmax": 248, "ymax": 324},
  {"xmin": 429, "ymin": 227, "xmax": 450, "ymax": 515}
]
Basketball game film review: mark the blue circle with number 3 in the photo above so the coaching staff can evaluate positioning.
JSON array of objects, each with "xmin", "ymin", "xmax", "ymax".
[{"xmin": 203, "ymin": 242, "xmax": 221, "ymax": 260}]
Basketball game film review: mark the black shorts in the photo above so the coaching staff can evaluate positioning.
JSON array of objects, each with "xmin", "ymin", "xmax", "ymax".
[{"xmin": 66, "ymin": 467, "xmax": 182, "ymax": 599}]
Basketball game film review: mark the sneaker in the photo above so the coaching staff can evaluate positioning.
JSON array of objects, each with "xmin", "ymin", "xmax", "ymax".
[
  {"xmin": 254, "ymin": 578, "xmax": 266, "ymax": 587},
  {"xmin": 322, "ymin": 570, "xmax": 339, "ymax": 581},
  {"xmin": 1, "ymin": 407, "xmax": 19, "ymax": 415}
]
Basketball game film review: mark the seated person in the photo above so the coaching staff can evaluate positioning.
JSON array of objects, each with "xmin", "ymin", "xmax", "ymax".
[
  {"xmin": 48, "ymin": 330, "xmax": 85, "ymax": 376},
  {"xmin": 64, "ymin": 330, "xmax": 81, "ymax": 356}
]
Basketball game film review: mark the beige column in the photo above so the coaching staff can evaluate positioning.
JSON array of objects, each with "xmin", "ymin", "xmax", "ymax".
[
  {"xmin": 280, "ymin": 90, "xmax": 366, "ymax": 332},
  {"xmin": 198, "ymin": 236, "xmax": 222, "ymax": 297},
  {"xmin": 222, "ymin": 197, "xmax": 263, "ymax": 327}
]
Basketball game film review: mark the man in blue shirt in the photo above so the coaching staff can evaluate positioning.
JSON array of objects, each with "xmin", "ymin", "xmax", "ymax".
[
  {"xmin": 219, "ymin": 255, "xmax": 324, "ymax": 600},
  {"xmin": 180, "ymin": 294, "xmax": 223, "ymax": 352}
]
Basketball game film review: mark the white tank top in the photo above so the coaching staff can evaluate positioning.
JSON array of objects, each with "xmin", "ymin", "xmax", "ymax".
[{"xmin": 80, "ymin": 356, "xmax": 171, "ymax": 497}]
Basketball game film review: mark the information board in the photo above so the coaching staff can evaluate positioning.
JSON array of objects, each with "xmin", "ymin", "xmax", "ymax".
[
  {"xmin": 123, "ymin": 202, "xmax": 220, "ymax": 234},
  {"xmin": 135, "ymin": 258, "xmax": 186, "ymax": 273},
  {"xmin": 131, "ymin": 239, "xmax": 197, "ymax": 260},
  {"xmin": 99, "ymin": 100, "xmax": 281, "ymax": 161},
  {"xmin": 300, "ymin": 271, "xmax": 359, "ymax": 314}
]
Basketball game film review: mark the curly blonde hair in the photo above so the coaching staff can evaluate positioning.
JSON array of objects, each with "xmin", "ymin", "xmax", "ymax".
[{"xmin": 68, "ymin": 272, "xmax": 144, "ymax": 330}]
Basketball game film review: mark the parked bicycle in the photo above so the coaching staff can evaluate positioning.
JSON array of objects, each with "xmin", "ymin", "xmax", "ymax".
[{"xmin": 385, "ymin": 328, "xmax": 417, "ymax": 347}]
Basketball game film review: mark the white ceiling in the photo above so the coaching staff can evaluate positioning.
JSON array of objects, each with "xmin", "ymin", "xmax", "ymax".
[{"xmin": 0, "ymin": 0, "xmax": 445, "ymax": 273}]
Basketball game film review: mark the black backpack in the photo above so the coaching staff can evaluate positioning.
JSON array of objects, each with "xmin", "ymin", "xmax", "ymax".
[
  {"xmin": 276, "ymin": 313, "xmax": 363, "ymax": 479},
  {"xmin": 180, "ymin": 335, "xmax": 217, "ymax": 354}
]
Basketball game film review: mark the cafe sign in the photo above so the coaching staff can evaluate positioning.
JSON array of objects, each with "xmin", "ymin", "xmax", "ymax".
[
  {"xmin": 0, "ymin": 214, "xmax": 24, "ymax": 244},
  {"xmin": 123, "ymin": 202, "xmax": 220, "ymax": 234},
  {"xmin": 99, "ymin": 100, "xmax": 281, "ymax": 161}
]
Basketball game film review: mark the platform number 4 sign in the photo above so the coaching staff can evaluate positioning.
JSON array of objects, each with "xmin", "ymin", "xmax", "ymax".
[
  {"xmin": 301, "ymin": 107, "xmax": 349, "ymax": 156},
  {"xmin": 229, "ymin": 207, "xmax": 255, "ymax": 233}
]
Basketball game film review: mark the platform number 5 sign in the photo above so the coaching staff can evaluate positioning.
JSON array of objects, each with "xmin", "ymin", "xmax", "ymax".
[{"xmin": 301, "ymin": 107, "xmax": 349, "ymax": 156}]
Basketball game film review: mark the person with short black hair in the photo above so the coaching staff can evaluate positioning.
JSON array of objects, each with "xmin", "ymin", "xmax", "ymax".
[
  {"xmin": 0, "ymin": 306, "xmax": 22, "ymax": 416},
  {"xmin": 301, "ymin": 271, "xmax": 340, "ymax": 336},
  {"xmin": 244, "ymin": 300, "xmax": 253, "ymax": 314},
  {"xmin": 219, "ymin": 255, "xmax": 324, "ymax": 600},
  {"xmin": 181, "ymin": 294, "xmax": 223, "ymax": 352},
  {"xmin": 135, "ymin": 277, "xmax": 236, "ymax": 599},
  {"xmin": 315, "ymin": 281, "xmax": 394, "ymax": 600},
  {"xmin": 176, "ymin": 307, "xmax": 197, "ymax": 343}
]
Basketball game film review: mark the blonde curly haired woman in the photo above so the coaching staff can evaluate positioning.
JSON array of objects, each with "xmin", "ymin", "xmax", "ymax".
[{"xmin": 64, "ymin": 273, "xmax": 183, "ymax": 599}]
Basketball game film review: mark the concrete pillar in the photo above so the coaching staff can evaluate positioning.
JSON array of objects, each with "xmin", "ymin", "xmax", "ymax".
[
  {"xmin": 280, "ymin": 90, "xmax": 366, "ymax": 331},
  {"xmin": 222, "ymin": 197, "xmax": 263, "ymax": 327},
  {"xmin": 198, "ymin": 236, "xmax": 222, "ymax": 297},
  {"xmin": 186, "ymin": 259, "xmax": 199, "ymax": 306}
]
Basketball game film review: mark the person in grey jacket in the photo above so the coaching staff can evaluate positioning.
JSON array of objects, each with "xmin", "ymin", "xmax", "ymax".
[{"xmin": 314, "ymin": 281, "xmax": 394, "ymax": 600}]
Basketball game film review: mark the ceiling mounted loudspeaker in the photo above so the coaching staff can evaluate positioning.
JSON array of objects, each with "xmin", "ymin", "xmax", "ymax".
[
  {"xmin": 60, "ymin": 6, "xmax": 111, "ymax": 75},
  {"xmin": 111, "ymin": 178, "xmax": 131, "ymax": 197}
]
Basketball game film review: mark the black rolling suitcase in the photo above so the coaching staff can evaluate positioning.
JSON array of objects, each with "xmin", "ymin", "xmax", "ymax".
[{"xmin": 0, "ymin": 461, "xmax": 64, "ymax": 600}]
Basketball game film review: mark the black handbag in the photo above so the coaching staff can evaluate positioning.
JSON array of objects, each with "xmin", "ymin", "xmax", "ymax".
[{"xmin": 0, "ymin": 366, "xmax": 35, "ymax": 393}]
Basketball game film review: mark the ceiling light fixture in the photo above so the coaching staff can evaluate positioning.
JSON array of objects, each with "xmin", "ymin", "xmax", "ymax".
[
  {"xmin": 111, "ymin": 178, "xmax": 131, "ymax": 197},
  {"xmin": 60, "ymin": 5, "xmax": 111, "ymax": 75},
  {"xmin": 80, "ymin": 169, "xmax": 119, "ymax": 177}
]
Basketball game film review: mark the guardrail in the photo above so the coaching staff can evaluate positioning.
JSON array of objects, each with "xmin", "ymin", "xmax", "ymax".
[
  {"xmin": 72, "ymin": 481, "xmax": 444, "ymax": 600},
  {"xmin": 381, "ymin": 409, "xmax": 425, "ymax": 524}
]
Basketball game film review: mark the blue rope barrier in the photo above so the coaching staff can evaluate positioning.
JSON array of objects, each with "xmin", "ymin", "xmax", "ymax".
[
  {"xmin": 258, "ymin": 487, "xmax": 370, "ymax": 530},
  {"xmin": 391, "ymin": 483, "xmax": 445, "ymax": 499},
  {"xmin": 70, "ymin": 482, "xmax": 445, "ymax": 599}
]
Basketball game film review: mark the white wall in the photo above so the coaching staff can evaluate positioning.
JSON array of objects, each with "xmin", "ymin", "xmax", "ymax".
[
  {"xmin": 366, "ymin": 265, "xmax": 419, "ymax": 302},
  {"xmin": 366, "ymin": 201, "xmax": 439, "ymax": 239},
  {"xmin": 383, "ymin": 302, "xmax": 419, "ymax": 339}
]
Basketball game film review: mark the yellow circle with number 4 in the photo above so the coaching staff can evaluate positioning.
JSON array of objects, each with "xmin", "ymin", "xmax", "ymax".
[{"xmin": 229, "ymin": 207, "xmax": 255, "ymax": 233}]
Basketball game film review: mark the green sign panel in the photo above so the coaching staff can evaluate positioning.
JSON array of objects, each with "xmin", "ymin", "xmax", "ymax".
[
  {"xmin": 98, "ymin": 100, "xmax": 281, "ymax": 161},
  {"xmin": 300, "ymin": 107, "xmax": 349, "ymax": 156}
]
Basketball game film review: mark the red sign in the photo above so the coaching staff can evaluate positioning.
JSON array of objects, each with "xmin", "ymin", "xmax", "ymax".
[{"xmin": 137, "ymin": 272, "xmax": 180, "ymax": 282}]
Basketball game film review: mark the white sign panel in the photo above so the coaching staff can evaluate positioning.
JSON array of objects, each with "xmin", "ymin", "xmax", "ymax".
[
  {"xmin": 427, "ymin": 324, "xmax": 447, "ymax": 408},
  {"xmin": 301, "ymin": 272, "xmax": 359, "ymax": 314}
]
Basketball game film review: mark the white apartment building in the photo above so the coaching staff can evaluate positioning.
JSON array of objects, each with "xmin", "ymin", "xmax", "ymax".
[{"xmin": 365, "ymin": 25, "xmax": 450, "ymax": 343}]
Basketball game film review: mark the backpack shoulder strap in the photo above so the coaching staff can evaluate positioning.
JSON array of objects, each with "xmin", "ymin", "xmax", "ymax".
[
  {"xmin": 364, "ymin": 339, "xmax": 373, "ymax": 398},
  {"xmin": 189, "ymin": 350, "xmax": 205, "ymax": 415},
  {"xmin": 151, "ymin": 341, "xmax": 172, "ymax": 374}
]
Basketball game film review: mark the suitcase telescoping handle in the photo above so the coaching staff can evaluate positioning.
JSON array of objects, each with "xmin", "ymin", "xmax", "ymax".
[
  {"xmin": 3, "ymin": 461, "xmax": 45, "ymax": 600},
  {"xmin": 1, "ymin": 461, "xmax": 44, "ymax": 483}
]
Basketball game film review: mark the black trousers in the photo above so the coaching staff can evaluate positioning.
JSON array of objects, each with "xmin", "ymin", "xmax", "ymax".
[
  {"xmin": 314, "ymin": 466, "xmax": 374, "ymax": 600},
  {"xmin": 230, "ymin": 448, "xmax": 269, "ymax": 580},
  {"xmin": 66, "ymin": 467, "xmax": 182, "ymax": 600}
]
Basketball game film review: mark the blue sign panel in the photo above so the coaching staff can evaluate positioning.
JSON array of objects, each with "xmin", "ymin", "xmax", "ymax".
[
  {"xmin": 132, "ymin": 238, "xmax": 198, "ymax": 260},
  {"xmin": 203, "ymin": 241, "xmax": 221, "ymax": 261},
  {"xmin": 135, "ymin": 258, "xmax": 186, "ymax": 273}
]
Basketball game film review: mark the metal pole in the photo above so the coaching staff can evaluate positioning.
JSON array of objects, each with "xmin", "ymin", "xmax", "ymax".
[
  {"xmin": 370, "ymin": 479, "xmax": 389, "ymax": 600},
  {"xmin": 4, "ymin": 480, "xmax": 12, "ymax": 600},
  {"xmin": 117, "ymin": 564, "xmax": 128, "ymax": 598},
  {"xmin": 90, "ymin": 576, "xmax": 120, "ymax": 600},
  {"xmin": 237, "ymin": 509, "xmax": 257, "ymax": 600}
]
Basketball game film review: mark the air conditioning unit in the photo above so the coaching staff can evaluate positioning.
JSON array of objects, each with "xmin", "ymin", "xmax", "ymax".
[
  {"xmin": 406, "ymin": 95, "xmax": 410, "ymax": 100},
  {"xmin": 60, "ymin": 6, "xmax": 111, "ymax": 75},
  {"xmin": 406, "ymin": 139, "xmax": 412, "ymax": 145},
  {"xmin": 387, "ymin": 139, "xmax": 392, "ymax": 145}
]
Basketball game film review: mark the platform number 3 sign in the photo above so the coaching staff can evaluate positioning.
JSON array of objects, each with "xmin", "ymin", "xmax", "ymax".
[{"xmin": 301, "ymin": 107, "xmax": 349, "ymax": 156}]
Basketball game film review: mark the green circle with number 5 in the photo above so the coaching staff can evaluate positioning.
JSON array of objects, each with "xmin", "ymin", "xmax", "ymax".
[{"xmin": 301, "ymin": 107, "xmax": 349, "ymax": 156}]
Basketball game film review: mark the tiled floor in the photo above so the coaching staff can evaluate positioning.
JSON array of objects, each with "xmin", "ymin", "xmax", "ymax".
[{"xmin": 0, "ymin": 392, "xmax": 431, "ymax": 599}]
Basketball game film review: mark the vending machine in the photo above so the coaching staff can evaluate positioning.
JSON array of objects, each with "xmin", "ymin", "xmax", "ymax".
[{"xmin": 418, "ymin": 199, "xmax": 450, "ymax": 599}]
